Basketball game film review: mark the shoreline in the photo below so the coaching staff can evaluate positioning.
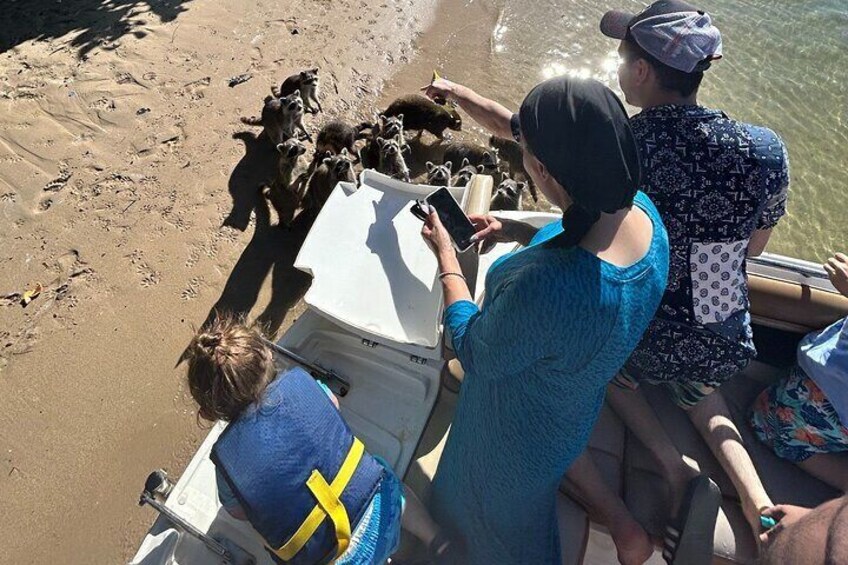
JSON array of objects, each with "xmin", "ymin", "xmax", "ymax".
[{"xmin": 0, "ymin": 0, "xmax": 435, "ymax": 561}]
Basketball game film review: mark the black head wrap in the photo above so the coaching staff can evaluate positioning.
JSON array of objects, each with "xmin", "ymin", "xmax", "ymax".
[{"xmin": 518, "ymin": 77, "xmax": 641, "ymax": 248}]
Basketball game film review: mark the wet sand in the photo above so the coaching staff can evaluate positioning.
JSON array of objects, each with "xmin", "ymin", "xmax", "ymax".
[{"xmin": 0, "ymin": 0, "xmax": 433, "ymax": 562}]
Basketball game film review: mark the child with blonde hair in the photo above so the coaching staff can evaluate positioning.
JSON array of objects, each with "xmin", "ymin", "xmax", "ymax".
[{"xmin": 185, "ymin": 314, "xmax": 453, "ymax": 564}]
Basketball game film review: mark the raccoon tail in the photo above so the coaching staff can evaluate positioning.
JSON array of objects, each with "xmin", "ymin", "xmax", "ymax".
[{"xmin": 240, "ymin": 116, "xmax": 263, "ymax": 127}]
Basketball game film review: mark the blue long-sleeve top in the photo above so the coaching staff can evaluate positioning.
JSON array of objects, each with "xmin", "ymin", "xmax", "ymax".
[{"xmin": 430, "ymin": 192, "xmax": 669, "ymax": 565}]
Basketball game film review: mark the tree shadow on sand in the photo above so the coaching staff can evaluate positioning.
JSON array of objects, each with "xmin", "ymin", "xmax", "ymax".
[{"xmin": 0, "ymin": 0, "xmax": 191, "ymax": 57}]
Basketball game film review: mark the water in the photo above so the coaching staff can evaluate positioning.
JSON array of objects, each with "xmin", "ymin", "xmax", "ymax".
[{"xmin": 385, "ymin": 0, "xmax": 848, "ymax": 262}]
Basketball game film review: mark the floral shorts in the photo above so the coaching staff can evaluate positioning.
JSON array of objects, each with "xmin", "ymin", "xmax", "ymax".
[{"xmin": 750, "ymin": 366, "xmax": 848, "ymax": 463}]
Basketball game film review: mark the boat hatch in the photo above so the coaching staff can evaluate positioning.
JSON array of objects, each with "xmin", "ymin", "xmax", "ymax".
[{"xmin": 294, "ymin": 170, "xmax": 469, "ymax": 359}]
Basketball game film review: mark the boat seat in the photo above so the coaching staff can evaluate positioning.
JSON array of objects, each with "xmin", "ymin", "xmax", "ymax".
[{"xmin": 562, "ymin": 360, "xmax": 840, "ymax": 564}]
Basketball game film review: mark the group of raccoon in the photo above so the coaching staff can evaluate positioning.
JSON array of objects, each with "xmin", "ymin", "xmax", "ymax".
[{"xmin": 240, "ymin": 67, "xmax": 538, "ymax": 228}]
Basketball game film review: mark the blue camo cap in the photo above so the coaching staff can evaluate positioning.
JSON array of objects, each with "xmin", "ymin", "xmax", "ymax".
[{"xmin": 600, "ymin": 0, "xmax": 723, "ymax": 73}]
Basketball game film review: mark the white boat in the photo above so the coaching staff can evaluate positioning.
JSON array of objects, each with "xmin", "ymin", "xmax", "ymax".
[{"xmin": 130, "ymin": 171, "xmax": 848, "ymax": 565}]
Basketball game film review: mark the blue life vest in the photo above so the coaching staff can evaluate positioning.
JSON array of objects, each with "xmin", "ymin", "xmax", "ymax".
[{"xmin": 211, "ymin": 367, "xmax": 385, "ymax": 564}]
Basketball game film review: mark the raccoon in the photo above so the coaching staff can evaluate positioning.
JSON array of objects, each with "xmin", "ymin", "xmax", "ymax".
[
  {"xmin": 452, "ymin": 157, "xmax": 483, "ymax": 187},
  {"xmin": 376, "ymin": 136, "xmax": 410, "ymax": 182},
  {"xmin": 490, "ymin": 174, "xmax": 527, "ymax": 211},
  {"xmin": 359, "ymin": 114, "xmax": 406, "ymax": 170},
  {"xmin": 382, "ymin": 95, "xmax": 461, "ymax": 139},
  {"xmin": 240, "ymin": 92, "xmax": 312, "ymax": 145},
  {"xmin": 442, "ymin": 142, "xmax": 499, "ymax": 175},
  {"xmin": 426, "ymin": 161, "xmax": 453, "ymax": 187},
  {"xmin": 303, "ymin": 151, "xmax": 356, "ymax": 215},
  {"xmin": 273, "ymin": 68, "xmax": 322, "ymax": 114},
  {"xmin": 489, "ymin": 135, "xmax": 537, "ymax": 201},
  {"xmin": 262, "ymin": 139, "xmax": 308, "ymax": 227},
  {"xmin": 315, "ymin": 120, "xmax": 362, "ymax": 156},
  {"xmin": 306, "ymin": 120, "xmax": 363, "ymax": 175}
]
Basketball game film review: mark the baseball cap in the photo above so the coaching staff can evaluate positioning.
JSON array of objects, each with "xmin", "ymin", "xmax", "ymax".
[{"xmin": 600, "ymin": 0, "xmax": 722, "ymax": 73}]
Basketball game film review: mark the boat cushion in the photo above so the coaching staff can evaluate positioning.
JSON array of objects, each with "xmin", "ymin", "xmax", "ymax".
[{"xmin": 562, "ymin": 360, "xmax": 840, "ymax": 564}]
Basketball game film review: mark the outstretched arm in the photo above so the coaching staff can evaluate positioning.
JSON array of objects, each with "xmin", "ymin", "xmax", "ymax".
[{"xmin": 422, "ymin": 79, "xmax": 514, "ymax": 140}]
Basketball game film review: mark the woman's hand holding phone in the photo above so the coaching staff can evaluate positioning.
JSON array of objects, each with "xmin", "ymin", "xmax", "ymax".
[
  {"xmin": 468, "ymin": 214, "xmax": 509, "ymax": 253},
  {"xmin": 421, "ymin": 209, "xmax": 456, "ymax": 258}
]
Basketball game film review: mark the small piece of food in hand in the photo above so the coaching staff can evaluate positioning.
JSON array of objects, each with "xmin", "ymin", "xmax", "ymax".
[{"xmin": 431, "ymin": 70, "xmax": 447, "ymax": 105}]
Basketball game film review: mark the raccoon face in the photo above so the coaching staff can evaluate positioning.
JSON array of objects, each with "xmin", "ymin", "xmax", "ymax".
[
  {"xmin": 456, "ymin": 170, "xmax": 473, "ymax": 185},
  {"xmin": 453, "ymin": 158, "xmax": 473, "ymax": 186},
  {"xmin": 334, "ymin": 158, "xmax": 351, "ymax": 175},
  {"xmin": 378, "ymin": 137, "xmax": 401, "ymax": 157},
  {"xmin": 276, "ymin": 139, "xmax": 307, "ymax": 160},
  {"xmin": 380, "ymin": 114, "xmax": 403, "ymax": 139},
  {"xmin": 426, "ymin": 161, "xmax": 452, "ymax": 185},
  {"xmin": 456, "ymin": 169, "xmax": 475, "ymax": 186},
  {"xmin": 300, "ymin": 68, "xmax": 319, "ymax": 86},
  {"xmin": 481, "ymin": 150, "xmax": 500, "ymax": 170},
  {"xmin": 283, "ymin": 92, "xmax": 303, "ymax": 114},
  {"xmin": 497, "ymin": 179, "xmax": 526, "ymax": 199},
  {"xmin": 328, "ymin": 154, "xmax": 355, "ymax": 182}
]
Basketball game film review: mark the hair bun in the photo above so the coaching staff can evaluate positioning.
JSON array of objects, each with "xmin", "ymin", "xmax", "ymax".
[{"xmin": 197, "ymin": 332, "xmax": 222, "ymax": 351}]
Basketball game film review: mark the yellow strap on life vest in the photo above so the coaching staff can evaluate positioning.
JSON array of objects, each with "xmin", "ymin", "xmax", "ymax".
[
  {"xmin": 306, "ymin": 470, "xmax": 352, "ymax": 560},
  {"xmin": 273, "ymin": 437, "xmax": 365, "ymax": 562}
]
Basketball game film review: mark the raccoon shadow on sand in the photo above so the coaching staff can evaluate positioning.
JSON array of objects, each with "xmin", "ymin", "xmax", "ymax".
[
  {"xmin": 185, "ymin": 198, "xmax": 316, "ymax": 360},
  {"xmin": 223, "ymin": 130, "xmax": 280, "ymax": 232}
]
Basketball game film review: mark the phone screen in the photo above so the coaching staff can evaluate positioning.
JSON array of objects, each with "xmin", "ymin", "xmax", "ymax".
[{"xmin": 426, "ymin": 187, "xmax": 477, "ymax": 252}]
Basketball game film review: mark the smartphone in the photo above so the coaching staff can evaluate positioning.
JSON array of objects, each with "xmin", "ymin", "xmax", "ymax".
[
  {"xmin": 409, "ymin": 200, "xmax": 429, "ymax": 221},
  {"xmin": 425, "ymin": 187, "xmax": 477, "ymax": 252}
]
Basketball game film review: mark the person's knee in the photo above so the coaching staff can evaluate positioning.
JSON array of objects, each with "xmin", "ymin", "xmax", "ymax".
[{"xmin": 686, "ymin": 391, "xmax": 733, "ymax": 429}]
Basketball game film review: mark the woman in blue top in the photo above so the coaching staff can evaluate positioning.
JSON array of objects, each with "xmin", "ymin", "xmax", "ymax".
[{"xmin": 419, "ymin": 76, "xmax": 669, "ymax": 564}]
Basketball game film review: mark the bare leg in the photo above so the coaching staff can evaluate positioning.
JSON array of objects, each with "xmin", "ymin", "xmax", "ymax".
[
  {"xmin": 686, "ymin": 390, "xmax": 772, "ymax": 532},
  {"xmin": 606, "ymin": 383, "xmax": 699, "ymax": 513},
  {"xmin": 797, "ymin": 453, "xmax": 848, "ymax": 492},
  {"xmin": 401, "ymin": 485, "xmax": 440, "ymax": 547},
  {"xmin": 565, "ymin": 452, "xmax": 654, "ymax": 565}
]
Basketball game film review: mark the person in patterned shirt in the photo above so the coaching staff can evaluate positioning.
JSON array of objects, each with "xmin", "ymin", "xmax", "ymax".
[
  {"xmin": 565, "ymin": 2, "xmax": 789, "ymax": 564},
  {"xmin": 750, "ymin": 253, "xmax": 848, "ymax": 491}
]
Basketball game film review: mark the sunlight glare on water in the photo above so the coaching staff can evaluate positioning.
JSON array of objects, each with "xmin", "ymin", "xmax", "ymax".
[{"xmin": 430, "ymin": 0, "xmax": 847, "ymax": 261}]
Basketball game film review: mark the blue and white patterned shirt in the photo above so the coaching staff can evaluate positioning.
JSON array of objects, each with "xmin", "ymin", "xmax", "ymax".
[{"xmin": 626, "ymin": 105, "xmax": 789, "ymax": 389}]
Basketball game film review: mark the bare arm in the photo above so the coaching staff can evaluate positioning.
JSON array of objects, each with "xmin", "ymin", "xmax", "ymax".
[
  {"xmin": 499, "ymin": 218, "xmax": 539, "ymax": 247},
  {"xmin": 422, "ymin": 79, "xmax": 514, "ymax": 140},
  {"xmin": 421, "ymin": 210, "xmax": 474, "ymax": 308},
  {"xmin": 748, "ymin": 228, "xmax": 772, "ymax": 257},
  {"xmin": 437, "ymin": 249, "xmax": 474, "ymax": 308}
]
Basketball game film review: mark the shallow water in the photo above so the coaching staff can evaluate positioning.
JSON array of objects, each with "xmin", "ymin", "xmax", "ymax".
[{"xmin": 386, "ymin": 0, "xmax": 847, "ymax": 262}]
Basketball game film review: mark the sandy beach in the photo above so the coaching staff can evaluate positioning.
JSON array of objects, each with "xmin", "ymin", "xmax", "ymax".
[{"xmin": 0, "ymin": 0, "xmax": 434, "ymax": 562}]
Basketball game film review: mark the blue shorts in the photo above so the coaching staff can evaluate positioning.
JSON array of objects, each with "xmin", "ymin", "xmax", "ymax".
[{"xmin": 337, "ymin": 457, "xmax": 404, "ymax": 564}]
